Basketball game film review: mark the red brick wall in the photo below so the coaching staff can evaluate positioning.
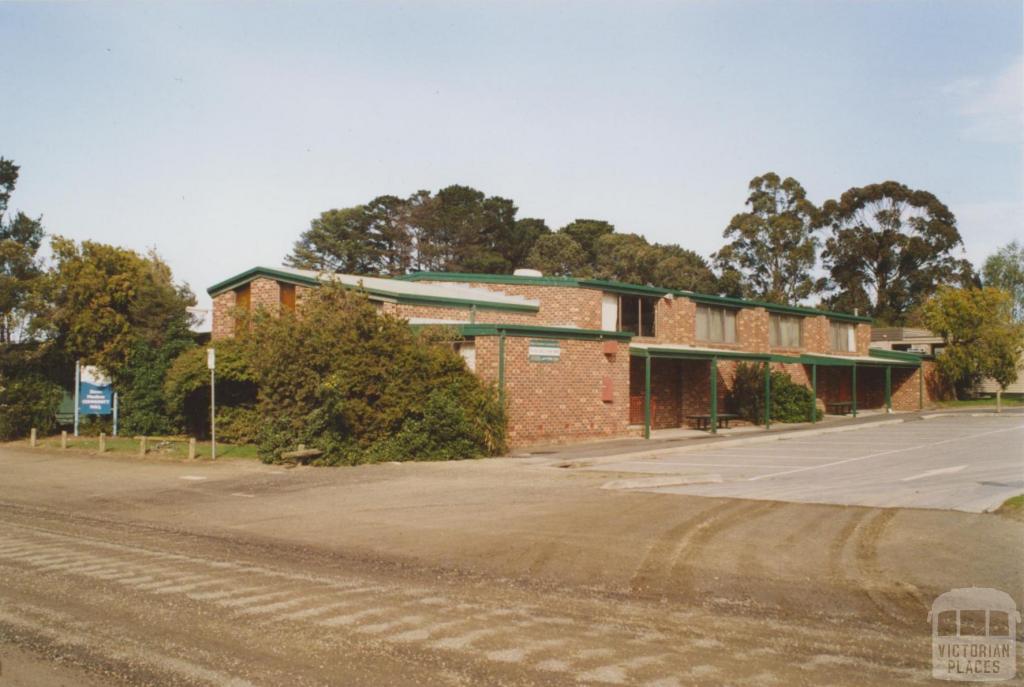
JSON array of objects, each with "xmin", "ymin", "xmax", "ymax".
[
  {"xmin": 211, "ymin": 290, "xmax": 236, "ymax": 340},
  {"xmin": 650, "ymin": 296, "xmax": 694, "ymax": 344},
  {"xmin": 392, "ymin": 303, "xmax": 541, "ymax": 326},
  {"xmin": 476, "ymin": 335, "xmax": 632, "ymax": 446}
]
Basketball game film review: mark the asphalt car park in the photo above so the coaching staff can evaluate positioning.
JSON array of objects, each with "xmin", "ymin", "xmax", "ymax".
[{"xmin": 591, "ymin": 412, "xmax": 1024, "ymax": 512}]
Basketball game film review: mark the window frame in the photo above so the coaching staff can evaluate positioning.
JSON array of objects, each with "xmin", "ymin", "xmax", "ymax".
[
  {"xmin": 769, "ymin": 313, "xmax": 804, "ymax": 348},
  {"xmin": 695, "ymin": 304, "xmax": 738, "ymax": 344},
  {"xmin": 617, "ymin": 295, "xmax": 657, "ymax": 337},
  {"xmin": 829, "ymin": 321, "xmax": 855, "ymax": 352}
]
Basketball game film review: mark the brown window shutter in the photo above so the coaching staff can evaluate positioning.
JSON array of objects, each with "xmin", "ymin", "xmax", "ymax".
[{"xmin": 280, "ymin": 283, "xmax": 296, "ymax": 311}]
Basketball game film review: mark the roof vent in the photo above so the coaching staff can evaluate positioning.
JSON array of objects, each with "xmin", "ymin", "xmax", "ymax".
[{"xmin": 513, "ymin": 268, "xmax": 543, "ymax": 278}]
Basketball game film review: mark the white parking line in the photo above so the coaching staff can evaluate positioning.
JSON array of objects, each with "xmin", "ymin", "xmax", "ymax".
[
  {"xmin": 749, "ymin": 424, "xmax": 1024, "ymax": 482},
  {"xmin": 901, "ymin": 465, "xmax": 968, "ymax": 482}
]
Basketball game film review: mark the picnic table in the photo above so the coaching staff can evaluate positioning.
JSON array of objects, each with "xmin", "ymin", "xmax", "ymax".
[
  {"xmin": 686, "ymin": 413, "xmax": 739, "ymax": 430},
  {"xmin": 826, "ymin": 402, "xmax": 853, "ymax": 415}
]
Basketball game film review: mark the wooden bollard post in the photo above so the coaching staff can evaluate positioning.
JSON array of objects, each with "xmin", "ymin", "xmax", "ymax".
[
  {"xmin": 138, "ymin": 436, "xmax": 147, "ymax": 456},
  {"xmin": 98, "ymin": 433, "xmax": 106, "ymax": 453},
  {"xmin": 61, "ymin": 430, "xmax": 68, "ymax": 449},
  {"xmin": 188, "ymin": 437, "xmax": 196, "ymax": 460},
  {"xmin": 30, "ymin": 428, "xmax": 37, "ymax": 447}
]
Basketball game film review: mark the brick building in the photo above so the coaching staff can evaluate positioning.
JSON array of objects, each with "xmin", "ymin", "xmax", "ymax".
[{"xmin": 208, "ymin": 266, "xmax": 944, "ymax": 447}]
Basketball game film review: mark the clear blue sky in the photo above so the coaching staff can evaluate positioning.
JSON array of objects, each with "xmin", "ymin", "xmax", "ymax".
[{"xmin": 2, "ymin": 1, "xmax": 1021, "ymax": 313}]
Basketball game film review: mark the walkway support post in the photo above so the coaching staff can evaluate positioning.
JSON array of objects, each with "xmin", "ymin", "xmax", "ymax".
[
  {"xmin": 885, "ymin": 365, "xmax": 892, "ymax": 412},
  {"xmin": 811, "ymin": 364, "xmax": 818, "ymax": 424},
  {"xmin": 918, "ymin": 366, "xmax": 924, "ymax": 410},
  {"xmin": 710, "ymin": 357, "xmax": 718, "ymax": 435},
  {"xmin": 498, "ymin": 331, "xmax": 506, "ymax": 406},
  {"xmin": 763, "ymin": 363, "xmax": 771, "ymax": 430},
  {"xmin": 851, "ymin": 364, "xmax": 858, "ymax": 417},
  {"xmin": 643, "ymin": 354, "xmax": 652, "ymax": 440}
]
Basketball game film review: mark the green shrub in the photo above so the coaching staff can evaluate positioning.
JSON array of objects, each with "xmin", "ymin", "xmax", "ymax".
[
  {"xmin": 164, "ymin": 339, "xmax": 258, "ymax": 442},
  {"xmin": 770, "ymin": 371, "xmax": 822, "ymax": 423},
  {"xmin": 727, "ymin": 362, "xmax": 822, "ymax": 424},
  {"xmin": 118, "ymin": 331, "xmax": 194, "ymax": 436},
  {"xmin": 0, "ymin": 372, "xmax": 62, "ymax": 440},
  {"xmin": 243, "ymin": 285, "xmax": 505, "ymax": 464}
]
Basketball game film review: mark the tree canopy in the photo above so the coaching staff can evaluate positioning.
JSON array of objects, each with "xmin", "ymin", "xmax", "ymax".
[
  {"xmin": 35, "ymin": 237, "xmax": 196, "ymax": 374},
  {"xmin": 922, "ymin": 286, "xmax": 1023, "ymax": 396},
  {"xmin": 0, "ymin": 157, "xmax": 45, "ymax": 343},
  {"xmin": 982, "ymin": 241, "xmax": 1024, "ymax": 322},
  {"xmin": 289, "ymin": 187, "xmax": 719, "ymax": 293},
  {"xmin": 819, "ymin": 181, "xmax": 976, "ymax": 324},
  {"xmin": 713, "ymin": 173, "xmax": 819, "ymax": 303}
]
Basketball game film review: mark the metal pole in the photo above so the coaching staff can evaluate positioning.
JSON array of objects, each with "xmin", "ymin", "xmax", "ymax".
[
  {"xmin": 851, "ymin": 364, "xmax": 858, "ymax": 417},
  {"xmin": 112, "ymin": 392, "xmax": 119, "ymax": 436},
  {"xmin": 73, "ymin": 360, "xmax": 80, "ymax": 437},
  {"xmin": 210, "ymin": 366, "xmax": 216, "ymax": 460},
  {"xmin": 710, "ymin": 357, "xmax": 718, "ymax": 434},
  {"xmin": 643, "ymin": 354, "xmax": 651, "ymax": 439},
  {"xmin": 764, "ymin": 363, "xmax": 771, "ymax": 430},
  {"xmin": 811, "ymin": 364, "xmax": 818, "ymax": 423}
]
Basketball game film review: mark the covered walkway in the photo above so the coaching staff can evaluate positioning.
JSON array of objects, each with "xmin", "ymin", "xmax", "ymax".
[{"xmin": 630, "ymin": 344, "xmax": 925, "ymax": 439}]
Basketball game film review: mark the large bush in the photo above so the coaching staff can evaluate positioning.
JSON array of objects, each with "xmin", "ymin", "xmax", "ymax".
[
  {"xmin": 164, "ymin": 339, "xmax": 259, "ymax": 443},
  {"xmin": 727, "ymin": 362, "xmax": 822, "ymax": 424},
  {"xmin": 244, "ymin": 285, "xmax": 505, "ymax": 464},
  {"xmin": 0, "ymin": 371, "xmax": 62, "ymax": 440}
]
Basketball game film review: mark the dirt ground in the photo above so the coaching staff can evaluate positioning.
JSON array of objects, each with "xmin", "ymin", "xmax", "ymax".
[{"xmin": 0, "ymin": 438, "xmax": 1020, "ymax": 686}]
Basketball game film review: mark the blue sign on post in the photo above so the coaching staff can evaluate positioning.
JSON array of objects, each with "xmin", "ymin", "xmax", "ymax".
[{"xmin": 78, "ymin": 366, "xmax": 113, "ymax": 416}]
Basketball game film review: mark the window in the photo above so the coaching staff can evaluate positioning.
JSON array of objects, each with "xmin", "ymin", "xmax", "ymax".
[
  {"xmin": 696, "ymin": 305, "xmax": 737, "ymax": 343},
  {"xmin": 618, "ymin": 295, "xmax": 657, "ymax": 337},
  {"xmin": 279, "ymin": 283, "xmax": 296, "ymax": 312},
  {"xmin": 830, "ymin": 321, "xmax": 855, "ymax": 352},
  {"xmin": 769, "ymin": 314, "xmax": 803, "ymax": 348}
]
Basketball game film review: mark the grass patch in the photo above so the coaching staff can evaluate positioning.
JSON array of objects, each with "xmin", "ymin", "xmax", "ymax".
[
  {"xmin": 936, "ymin": 396, "xmax": 1024, "ymax": 409},
  {"xmin": 7, "ymin": 434, "xmax": 260, "ymax": 460},
  {"xmin": 994, "ymin": 495, "xmax": 1024, "ymax": 521}
]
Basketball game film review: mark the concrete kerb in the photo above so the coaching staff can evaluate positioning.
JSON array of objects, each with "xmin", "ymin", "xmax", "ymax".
[{"xmin": 546, "ymin": 417, "xmax": 908, "ymax": 468}]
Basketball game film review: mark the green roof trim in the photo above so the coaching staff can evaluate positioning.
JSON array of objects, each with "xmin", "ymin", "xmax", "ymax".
[
  {"xmin": 869, "ymin": 348, "xmax": 930, "ymax": 362},
  {"xmin": 398, "ymin": 271, "xmax": 871, "ymax": 322},
  {"xmin": 677, "ymin": 291, "xmax": 871, "ymax": 323},
  {"xmin": 454, "ymin": 323, "xmax": 632, "ymax": 341},
  {"xmin": 208, "ymin": 267, "xmax": 539, "ymax": 313},
  {"xmin": 631, "ymin": 346, "xmax": 771, "ymax": 362},
  {"xmin": 207, "ymin": 266, "xmax": 320, "ymax": 296}
]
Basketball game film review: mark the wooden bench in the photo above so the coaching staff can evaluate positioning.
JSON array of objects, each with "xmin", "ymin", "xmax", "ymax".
[
  {"xmin": 826, "ymin": 402, "xmax": 853, "ymax": 415},
  {"xmin": 686, "ymin": 414, "xmax": 739, "ymax": 430},
  {"xmin": 280, "ymin": 447, "xmax": 323, "ymax": 465}
]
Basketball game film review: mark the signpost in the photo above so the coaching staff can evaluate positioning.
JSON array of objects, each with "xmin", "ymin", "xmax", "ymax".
[
  {"xmin": 207, "ymin": 348, "xmax": 216, "ymax": 460},
  {"xmin": 75, "ymin": 362, "xmax": 114, "ymax": 436}
]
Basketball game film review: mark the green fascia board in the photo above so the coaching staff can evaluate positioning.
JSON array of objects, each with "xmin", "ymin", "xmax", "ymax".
[
  {"xmin": 208, "ymin": 267, "xmax": 539, "ymax": 312},
  {"xmin": 395, "ymin": 272, "xmax": 869, "ymax": 322},
  {"xmin": 456, "ymin": 323, "xmax": 632, "ymax": 341},
  {"xmin": 798, "ymin": 354, "xmax": 919, "ymax": 368},
  {"xmin": 631, "ymin": 346, "xmax": 770, "ymax": 362},
  {"xmin": 798, "ymin": 358, "xmax": 856, "ymax": 368},
  {"xmin": 675, "ymin": 291, "xmax": 871, "ymax": 324},
  {"xmin": 577, "ymin": 279, "xmax": 672, "ymax": 297},
  {"xmin": 207, "ymin": 266, "xmax": 320, "ymax": 296},
  {"xmin": 769, "ymin": 353, "xmax": 804, "ymax": 364},
  {"xmin": 869, "ymin": 348, "xmax": 929, "ymax": 362}
]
